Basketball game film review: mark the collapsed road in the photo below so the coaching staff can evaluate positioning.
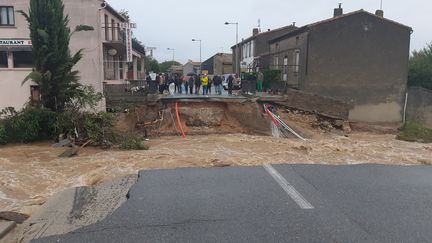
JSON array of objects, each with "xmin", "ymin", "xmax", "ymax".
[{"xmin": 29, "ymin": 164, "xmax": 432, "ymax": 242}]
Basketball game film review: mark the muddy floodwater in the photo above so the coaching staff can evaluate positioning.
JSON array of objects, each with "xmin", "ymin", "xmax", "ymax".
[{"xmin": 1, "ymin": 133, "xmax": 431, "ymax": 214}]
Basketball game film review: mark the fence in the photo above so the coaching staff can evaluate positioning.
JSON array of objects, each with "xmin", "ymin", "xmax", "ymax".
[
  {"xmin": 407, "ymin": 86, "xmax": 432, "ymax": 128},
  {"xmin": 103, "ymin": 80, "xmax": 159, "ymax": 105},
  {"xmin": 241, "ymin": 80, "xmax": 287, "ymax": 94}
]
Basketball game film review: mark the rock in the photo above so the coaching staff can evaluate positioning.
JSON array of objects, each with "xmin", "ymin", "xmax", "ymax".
[
  {"xmin": 59, "ymin": 147, "xmax": 79, "ymax": 158},
  {"xmin": 333, "ymin": 119, "xmax": 344, "ymax": 127},
  {"xmin": 0, "ymin": 211, "xmax": 29, "ymax": 224},
  {"xmin": 52, "ymin": 139, "xmax": 72, "ymax": 148},
  {"xmin": 343, "ymin": 121, "xmax": 352, "ymax": 134}
]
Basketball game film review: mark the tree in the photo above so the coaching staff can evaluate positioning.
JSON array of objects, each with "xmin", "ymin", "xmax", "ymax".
[
  {"xmin": 408, "ymin": 43, "xmax": 432, "ymax": 90},
  {"xmin": 145, "ymin": 56, "xmax": 160, "ymax": 73},
  {"xmin": 19, "ymin": 0, "xmax": 92, "ymax": 112},
  {"xmin": 159, "ymin": 61, "xmax": 181, "ymax": 73}
]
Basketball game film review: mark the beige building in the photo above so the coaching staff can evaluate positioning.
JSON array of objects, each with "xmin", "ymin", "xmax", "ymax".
[{"xmin": 0, "ymin": 0, "xmax": 145, "ymax": 111}]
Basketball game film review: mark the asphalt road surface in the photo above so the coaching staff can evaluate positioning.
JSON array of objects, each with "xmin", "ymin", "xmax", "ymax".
[{"xmin": 34, "ymin": 164, "xmax": 432, "ymax": 242}]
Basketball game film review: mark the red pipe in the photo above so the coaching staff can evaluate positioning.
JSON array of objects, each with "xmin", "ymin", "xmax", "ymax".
[
  {"xmin": 265, "ymin": 104, "xmax": 279, "ymax": 126},
  {"xmin": 175, "ymin": 102, "xmax": 186, "ymax": 138}
]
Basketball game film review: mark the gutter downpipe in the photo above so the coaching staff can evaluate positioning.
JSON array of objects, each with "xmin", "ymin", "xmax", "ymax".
[{"xmin": 403, "ymin": 91, "xmax": 408, "ymax": 124}]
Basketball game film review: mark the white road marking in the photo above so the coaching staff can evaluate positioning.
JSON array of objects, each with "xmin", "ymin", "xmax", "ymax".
[{"xmin": 263, "ymin": 164, "xmax": 314, "ymax": 209}]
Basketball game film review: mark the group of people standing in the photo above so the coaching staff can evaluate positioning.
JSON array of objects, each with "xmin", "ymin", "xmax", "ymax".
[{"xmin": 149, "ymin": 73, "xmax": 238, "ymax": 96}]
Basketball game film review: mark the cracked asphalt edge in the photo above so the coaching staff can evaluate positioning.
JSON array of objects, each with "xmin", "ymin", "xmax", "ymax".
[{"xmin": 1, "ymin": 174, "xmax": 139, "ymax": 243}]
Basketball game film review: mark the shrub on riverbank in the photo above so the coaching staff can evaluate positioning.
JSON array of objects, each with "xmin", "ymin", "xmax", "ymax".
[
  {"xmin": 397, "ymin": 121, "xmax": 432, "ymax": 143},
  {"xmin": 0, "ymin": 105, "xmax": 148, "ymax": 149},
  {"xmin": 0, "ymin": 106, "xmax": 57, "ymax": 143},
  {"xmin": 119, "ymin": 134, "xmax": 149, "ymax": 150}
]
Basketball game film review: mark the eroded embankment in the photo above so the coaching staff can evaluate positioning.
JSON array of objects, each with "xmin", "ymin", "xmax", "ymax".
[{"xmin": 116, "ymin": 100, "xmax": 272, "ymax": 137}]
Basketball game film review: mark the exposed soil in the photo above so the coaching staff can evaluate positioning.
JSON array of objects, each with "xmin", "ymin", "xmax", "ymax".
[{"xmin": 116, "ymin": 101, "xmax": 271, "ymax": 137}]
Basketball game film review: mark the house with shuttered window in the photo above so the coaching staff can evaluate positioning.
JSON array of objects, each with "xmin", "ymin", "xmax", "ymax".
[{"xmin": 0, "ymin": 0, "xmax": 145, "ymax": 111}]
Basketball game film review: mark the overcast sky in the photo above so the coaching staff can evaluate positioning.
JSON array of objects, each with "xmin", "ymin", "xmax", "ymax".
[{"xmin": 108, "ymin": 0, "xmax": 430, "ymax": 64}]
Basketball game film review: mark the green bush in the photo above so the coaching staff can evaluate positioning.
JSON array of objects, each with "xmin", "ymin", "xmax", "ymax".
[
  {"xmin": 0, "ymin": 123, "xmax": 7, "ymax": 144},
  {"xmin": 397, "ymin": 121, "xmax": 432, "ymax": 143},
  {"xmin": 83, "ymin": 112, "xmax": 116, "ymax": 143},
  {"xmin": 1, "ymin": 106, "xmax": 58, "ymax": 143},
  {"xmin": 119, "ymin": 134, "xmax": 149, "ymax": 150},
  {"xmin": 55, "ymin": 111, "xmax": 116, "ymax": 144},
  {"xmin": 262, "ymin": 69, "xmax": 282, "ymax": 89}
]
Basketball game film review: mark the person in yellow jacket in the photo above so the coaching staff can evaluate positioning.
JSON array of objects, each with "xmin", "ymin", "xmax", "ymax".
[{"xmin": 201, "ymin": 74, "xmax": 209, "ymax": 95}]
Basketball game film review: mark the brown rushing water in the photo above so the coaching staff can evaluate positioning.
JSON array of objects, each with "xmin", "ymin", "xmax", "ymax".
[{"xmin": 1, "ymin": 133, "xmax": 431, "ymax": 215}]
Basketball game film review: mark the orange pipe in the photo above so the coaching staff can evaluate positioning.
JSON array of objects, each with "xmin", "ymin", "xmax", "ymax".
[
  {"xmin": 175, "ymin": 102, "xmax": 186, "ymax": 138},
  {"xmin": 265, "ymin": 104, "xmax": 279, "ymax": 126}
]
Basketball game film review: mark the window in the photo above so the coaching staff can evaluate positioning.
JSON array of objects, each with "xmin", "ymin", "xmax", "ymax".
[
  {"xmin": 0, "ymin": 51, "xmax": 7, "ymax": 68},
  {"xmin": 13, "ymin": 51, "xmax": 33, "ymax": 68},
  {"xmin": 273, "ymin": 56, "xmax": 279, "ymax": 67},
  {"xmin": 104, "ymin": 15, "xmax": 109, "ymax": 40},
  {"xmin": 0, "ymin": 6, "xmax": 14, "ymax": 26},
  {"xmin": 111, "ymin": 19, "xmax": 115, "ymax": 41},
  {"xmin": 293, "ymin": 50, "xmax": 300, "ymax": 73},
  {"xmin": 119, "ymin": 56, "xmax": 123, "ymax": 79}
]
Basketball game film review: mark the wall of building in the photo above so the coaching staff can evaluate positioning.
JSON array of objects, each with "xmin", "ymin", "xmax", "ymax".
[
  {"xmin": 0, "ymin": 0, "xmax": 33, "ymax": 111},
  {"xmin": 305, "ymin": 13, "xmax": 411, "ymax": 122},
  {"xmin": 201, "ymin": 57, "xmax": 214, "ymax": 75},
  {"xmin": 231, "ymin": 26, "xmax": 296, "ymax": 74},
  {"xmin": 0, "ymin": 0, "xmax": 110, "ymax": 111},
  {"xmin": 406, "ymin": 87, "xmax": 432, "ymax": 129},
  {"xmin": 202, "ymin": 54, "xmax": 233, "ymax": 75},
  {"xmin": 267, "ymin": 31, "xmax": 309, "ymax": 87},
  {"xmin": 100, "ymin": 6, "xmax": 127, "ymax": 83},
  {"xmin": 66, "ymin": 0, "xmax": 104, "ymax": 93}
]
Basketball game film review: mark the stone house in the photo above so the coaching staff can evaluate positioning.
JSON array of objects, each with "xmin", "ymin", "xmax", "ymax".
[
  {"xmin": 201, "ymin": 53, "xmax": 233, "ymax": 75},
  {"xmin": 182, "ymin": 60, "xmax": 201, "ymax": 75},
  {"xmin": 262, "ymin": 6, "xmax": 412, "ymax": 123},
  {"xmin": 231, "ymin": 25, "xmax": 297, "ymax": 74}
]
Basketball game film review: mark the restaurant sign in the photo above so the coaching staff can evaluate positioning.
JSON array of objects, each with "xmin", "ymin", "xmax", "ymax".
[{"xmin": 0, "ymin": 39, "xmax": 32, "ymax": 46}]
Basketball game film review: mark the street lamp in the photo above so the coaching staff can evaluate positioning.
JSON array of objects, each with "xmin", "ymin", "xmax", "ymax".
[
  {"xmin": 192, "ymin": 39, "xmax": 202, "ymax": 73},
  {"xmin": 167, "ymin": 48, "xmax": 175, "ymax": 62},
  {"xmin": 224, "ymin": 22, "xmax": 238, "ymax": 44},
  {"xmin": 225, "ymin": 22, "xmax": 239, "ymax": 74}
]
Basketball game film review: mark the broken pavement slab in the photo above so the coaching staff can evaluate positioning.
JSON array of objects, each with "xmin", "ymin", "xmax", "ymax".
[
  {"xmin": 0, "ymin": 212, "xmax": 29, "ymax": 224},
  {"xmin": 1, "ymin": 175, "xmax": 137, "ymax": 243},
  {"xmin": 0, "ymin": 221, "xmax": 16, "ymax": 240}
]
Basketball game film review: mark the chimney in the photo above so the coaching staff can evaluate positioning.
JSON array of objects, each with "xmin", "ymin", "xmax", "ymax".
[
  {"xmin": 253, "ymin": 28, "xmax": 259, "ymax": 36},
  {"xmin": 292, "ymin": 22, "xmax": 296, "ymax": 27},
  {"xmin": 334, "ymin": 3, "xmax": 343, "ymax": 17},
  {"xmin": 375, "ymin": 9, "xmax": 384, "ymax": 17}
]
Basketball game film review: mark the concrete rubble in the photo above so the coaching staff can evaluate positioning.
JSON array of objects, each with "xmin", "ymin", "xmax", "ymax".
[{"xmin": 1, "ymin": 175, "xmax": 137, "ymax": 243}]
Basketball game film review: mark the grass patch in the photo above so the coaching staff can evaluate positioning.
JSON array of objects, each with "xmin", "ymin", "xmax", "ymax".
[
  {"xmin": 397, "ymin": 121, "xmax": 432, "ymax": 143},
  {"xmin": 119, "ymin": 134, "xmax": 149, "ymax": 150}
]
